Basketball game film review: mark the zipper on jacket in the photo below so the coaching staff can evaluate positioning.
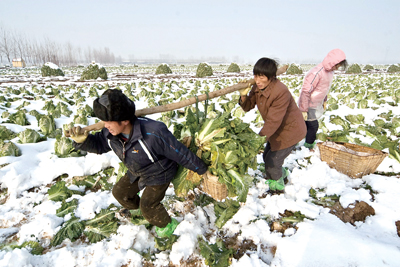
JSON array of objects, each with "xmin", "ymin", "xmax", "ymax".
[{"xmin": 119, "ymin": 139, "xmax": 126, "ymax": 161}]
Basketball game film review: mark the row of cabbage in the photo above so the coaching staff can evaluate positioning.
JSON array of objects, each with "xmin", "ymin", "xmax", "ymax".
[
  {"xmin": 2, "ymin": 63, "xmax": 397, "ymax": 77},
  {"xmin": 2, "ymin": 73, "xmax": 400, "ymax": 161},
  {"xmin": 0, "ymin": 63, "xmax": 253, "ymax": 76}
]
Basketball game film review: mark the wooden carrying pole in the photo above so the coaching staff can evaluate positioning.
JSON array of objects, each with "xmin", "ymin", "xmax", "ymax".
[
  {"xmin": 64, "ymin": 64, "xmax": 288, "ymax": 136},
  {"xmin": 65, "ymin": 79, "xmax": 255, "ymax": 136},
  {"xmin": 136, "ymin": 79, "xmax": 255, "ymax": 116}
]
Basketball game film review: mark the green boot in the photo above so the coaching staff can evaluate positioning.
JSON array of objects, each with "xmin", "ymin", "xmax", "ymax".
[
  {"xmin": 155, "ymin": 218, "xmax": 179, "ymax": 238},
  {"xmin": 266, "ymin": 176, "xmax": 285, "ymax": 191},
  {"xmin": 304, "ymin": 141, "xmax": 316, "ymax": 149}
]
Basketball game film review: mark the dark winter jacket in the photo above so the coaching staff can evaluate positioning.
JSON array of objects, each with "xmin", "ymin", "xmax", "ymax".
[{"xmin": 73, "ymin": 117, "xmax": 208, "ymax": 189}]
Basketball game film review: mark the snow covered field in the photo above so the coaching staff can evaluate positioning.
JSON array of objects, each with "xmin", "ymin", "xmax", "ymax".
[{"xmin": 0, "ymin": 66, "xmax": 400, "ymax": 267}]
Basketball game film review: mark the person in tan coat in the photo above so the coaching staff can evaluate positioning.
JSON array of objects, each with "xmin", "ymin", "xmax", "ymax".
[{"xmin": 239, "ymin": 58, "xmax": 306, "ymax": 192}]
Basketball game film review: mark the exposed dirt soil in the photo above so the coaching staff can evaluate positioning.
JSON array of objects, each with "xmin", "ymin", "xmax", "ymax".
[
  {"xmin": 396, "ymin": 221, "xmax": 400, "ymax": 237},
  {"xmin": 329, "ymin": 201, "xmax": 375, "ymax": 225},
  {"xmin": 223, "ymin": 233, "xmax": 258, "ymax": 260}
]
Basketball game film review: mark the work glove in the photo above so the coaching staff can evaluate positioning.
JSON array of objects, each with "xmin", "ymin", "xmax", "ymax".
[
  {"xmin": 302, "ymin": 112, "xmax": 308, "ymax": 121},
  {"xmin": 65, "ymin": 126, "xmax": 89, "ymax": 143},
  {"xmin": 323, "ymin": 102, "xmax": 327, "ymax": 110},
  {"xmin": 238, "ymin": 79, "xmax": 252, "ymax": 96}
]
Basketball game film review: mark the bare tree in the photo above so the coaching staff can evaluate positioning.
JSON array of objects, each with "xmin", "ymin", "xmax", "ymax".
[
  {"xmin": 0, "ymin": 25, "xmax": 14, "ymax": 64},
  {"xmin": 93, "ymin": 47, "xmax": 100, "ymax": 63},
  {"xmin": 63, "ymin": 41, "xmax": 76, "ymax": 66},
  {"xmin": 28, "ymin": 39, "xmax": 42, "ymax": 66},
  {"xmin": 13, "ymin": 31, "xmax": 28, "ymax": 62},
  {"xmin": 76, "ymin": 46, "xmax": 83, "ymax": 65},
  {"xmin": 0, "ymin": 25, "xmax": 119, "ymax": 66},
  {"xmin": 84, "ymin": 46, "xmax": 93, "ymax": 63},
  {"xmin": 42, "ymin": 37, "xmax": 60, "ymax": 65}
]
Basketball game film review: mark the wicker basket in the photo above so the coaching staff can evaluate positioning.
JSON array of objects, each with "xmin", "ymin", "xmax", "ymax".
[
  {"xmin": 202, "ymin": 175, "xmax": 228, "ymax": 201},
  {"xmin": 185, "ymin": 170, "xmax": 202, "ymax": 184},
  {"xmin": 317, "ymin": 142, "xmax": 387, "ymax": 178}
]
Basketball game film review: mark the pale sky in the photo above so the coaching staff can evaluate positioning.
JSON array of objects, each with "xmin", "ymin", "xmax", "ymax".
[{"xmin": 1, "ymin": 0, "xmax": 399, "ymax": 64}]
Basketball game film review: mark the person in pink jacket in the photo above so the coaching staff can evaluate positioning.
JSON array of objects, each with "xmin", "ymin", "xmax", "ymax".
[{"xmin": 297, "ymin": 49, "xmax": 348, "ymax": 149}]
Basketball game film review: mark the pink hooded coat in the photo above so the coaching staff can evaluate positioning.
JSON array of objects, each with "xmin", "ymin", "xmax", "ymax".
[{"xmin": 297, "ymin": 49, "xmax": 346, "ymax": 117}]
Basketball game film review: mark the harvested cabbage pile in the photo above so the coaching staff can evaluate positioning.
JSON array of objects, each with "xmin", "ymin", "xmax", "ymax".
[{"xmin": 172, "ymin": 108, "xmax": 265, "ymax": 203}]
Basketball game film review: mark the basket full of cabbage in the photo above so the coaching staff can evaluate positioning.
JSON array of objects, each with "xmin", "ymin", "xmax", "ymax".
[{"xmin": 172, "ymin": 107, "xmax": 265, "ymax": 203}]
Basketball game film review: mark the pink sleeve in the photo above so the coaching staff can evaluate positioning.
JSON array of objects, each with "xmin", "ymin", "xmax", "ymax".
[{"xmin": 298, "ymin": 72, "xmax": 321, "ymax": 112}]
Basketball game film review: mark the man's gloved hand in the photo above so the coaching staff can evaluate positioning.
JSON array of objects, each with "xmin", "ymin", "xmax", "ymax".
[
  {"xmin": 323, "ymin": 102, "xmax": 327, "ymax": 110},
  {"xmin": 65, "ymin": 126, "xmax": 89, "ymax": 143},
  {"xmin": 302, "ymin": 112, "xmax": 308, "ymax": 121}
]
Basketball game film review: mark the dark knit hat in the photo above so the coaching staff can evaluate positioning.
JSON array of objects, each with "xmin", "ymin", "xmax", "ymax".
[{"xmin": 93, "ymin": 89, "xmax": 137, "ymax": 122}]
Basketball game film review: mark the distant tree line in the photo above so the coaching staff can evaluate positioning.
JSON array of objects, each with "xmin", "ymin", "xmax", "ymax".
[{"xmin": 0, "ymin": 25, "xmax": 116, "ymax": 67}]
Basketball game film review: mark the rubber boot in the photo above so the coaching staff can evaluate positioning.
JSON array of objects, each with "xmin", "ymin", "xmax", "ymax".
[
  {"xmin": 304, "ymin": 141, "xmax": 316, "ymax": 149},
  {"xmin": 265, "ymin": 166, "xmax": 289, "ymax": 193},
  {"xmin": 155, "ymin": 218, "xmax": 179, "ymax": 238},
  {"xmin": 266, "ymin": 176, "xmax": 285, "ymax": 191}
]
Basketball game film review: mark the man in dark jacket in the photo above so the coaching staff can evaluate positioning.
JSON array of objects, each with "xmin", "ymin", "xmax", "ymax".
[{"xmin": 66, "ymin": 89, "xmax": 210, "ymax": 238}]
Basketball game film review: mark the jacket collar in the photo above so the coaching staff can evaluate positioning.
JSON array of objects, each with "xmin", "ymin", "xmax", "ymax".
[
  {"xmin": 106, "ymin": 118, "xmax": 143, "ymax": 143},
  {"xmin": 254, "ymin": 79, "xmax": 278, "ymax": 97},
  {"xmin": 130, "ymin": 118, "xmax": 143, "ymax": 142}
]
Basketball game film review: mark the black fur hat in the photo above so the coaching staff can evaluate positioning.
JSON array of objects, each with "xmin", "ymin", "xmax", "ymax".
[{"xmin": 93, "ymin": 89, "xmax": 137, "ymax": 122}]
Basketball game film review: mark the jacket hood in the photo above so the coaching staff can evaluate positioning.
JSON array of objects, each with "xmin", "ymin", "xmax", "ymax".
[{"xmin": 322, "ymin": 49, "xmax": 346, "ymax": 71}]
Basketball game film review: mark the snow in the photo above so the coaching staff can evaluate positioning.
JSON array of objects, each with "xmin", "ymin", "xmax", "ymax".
[
  {"xmin": 44, "ymin": 62, "xmax": 60, "ymax": 70},
  {"xmin": 0, "ymin": 70, "xmax": 400, "ymax": 266}
]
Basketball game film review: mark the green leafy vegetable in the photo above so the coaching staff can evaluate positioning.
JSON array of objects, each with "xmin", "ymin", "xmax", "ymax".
[
  {"xmin": 7, "ymin": 110, "xmax": 29, "ymax": 126},
  {"xmin": 47, "ymin": 181, "xmax": 74, "ymax": 202},
  {"xmin": 51, "ymin": 214, "xmax": 85, "ymax": 246},
  {"xmin": 54, "ymin": 136, "xmax": 84, "ymax": 157},
  {"xmin": 7, "ymin": 241, "xmax": 44, "ymax": 255},
  {"xmin": 0, "ymin": 141, "xmax": 21, "ymax": 157},
  {"xmin": 39, "ymin": 115, "xmax": 56, "ymax": 135},
  {"xmin": 198, "ymin": 238, "xmax": 233, "ymax": 267},
  {"xmin": 154, "ymin": 234, "xmax": 179, "ymax": 251},
  {"xmin": 18, "ymin": 129, "xmax": 41, "ymax": 143},
  {"xmin": 84, "ymin": 221, "xmax": 119, "ymax": 243},
  {"xmin": 214, "ymin": 198, "xmax": 240, "ymax": 228},
  {"xmin": 56, "ymin": 199, "xmax": 79, "ymax": 217},
  {"xmin": 0, "ymin": 125, "xmax": 16, "ymax": 141}
]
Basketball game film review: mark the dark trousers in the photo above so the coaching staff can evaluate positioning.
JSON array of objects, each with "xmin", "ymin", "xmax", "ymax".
[
  {"xmin": 305, "ymin": 120, "xmax": 319, "ymax": 144},
  {"xmin": 263, "ymin": 142, "xmax": 295, "ymax": 180},
  {"xmin": 112, "ymin": 174, "xmax": 171, "ymax": 228}
]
